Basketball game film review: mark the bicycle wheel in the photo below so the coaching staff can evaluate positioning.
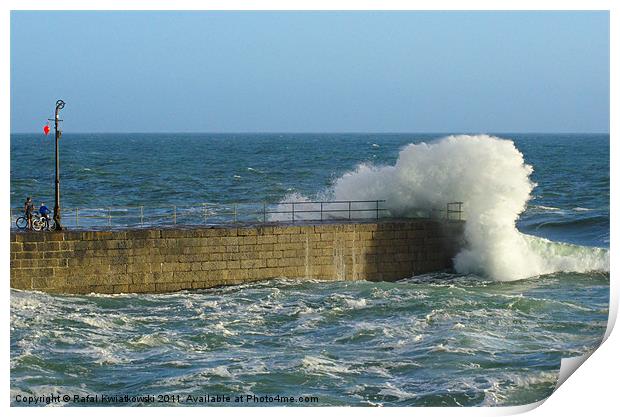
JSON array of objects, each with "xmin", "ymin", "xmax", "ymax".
[
  {"xmin": 15, "ymin": 216, "xmax": 27, "ymax": 229},
  {"xmin": 49, "ymin": 220, "xmax": 57, "ymax": 231},
  {"xmin": 32, "ymin": 217, "xmax": 43, "ymax": 231}
]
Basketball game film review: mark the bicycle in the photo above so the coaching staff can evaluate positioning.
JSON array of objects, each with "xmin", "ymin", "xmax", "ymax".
[
  {"xmin": 32, "ymin": 212, "xmax": 56, "ymax": 231},
  {"xmin": 15, "ymin": 212, "xmax": 55, "ymax": 231}
]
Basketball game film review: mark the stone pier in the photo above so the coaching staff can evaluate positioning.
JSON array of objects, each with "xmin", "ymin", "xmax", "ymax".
[{"xmin": 10, "ymin": 219, "xmax": 464, "ymax": 294}]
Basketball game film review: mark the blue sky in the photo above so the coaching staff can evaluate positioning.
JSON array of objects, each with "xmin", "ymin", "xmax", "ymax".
[{"xmin": 10, "ymin": 11, "xmax": 609, "ymax": 133}]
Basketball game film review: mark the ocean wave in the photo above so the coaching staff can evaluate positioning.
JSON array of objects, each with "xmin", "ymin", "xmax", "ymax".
[
  {"xmin": 131, "ymin": 333, "xmax": 172, "ymax": 347},
  {"xmin": 529, "ymin": 215, "xmax": 608, "ymax": 230},
  {"xmin": 300, "ymin": 355, "xmax": 357, "ymax": 378},
  {"xmin": 532, "ymin": 205, "xmax": 561, "ymax": 211},
  {"xmin": 277, "ymin": 135, "xmax": 609, "ymax": 281},
  {"xmin": 481, "ymin": 371, "xmax": 559, "ymax": 406}
]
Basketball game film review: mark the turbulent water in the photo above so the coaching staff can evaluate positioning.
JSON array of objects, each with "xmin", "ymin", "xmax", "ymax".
[{"xmin": 10, "ymin": 133, "xmax": 610, "ymax": 406}]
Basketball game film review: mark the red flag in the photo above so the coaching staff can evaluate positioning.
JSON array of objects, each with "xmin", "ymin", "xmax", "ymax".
[{"xmin": 43, "ymin": 124, "xmax": 50, "ymax": 135}]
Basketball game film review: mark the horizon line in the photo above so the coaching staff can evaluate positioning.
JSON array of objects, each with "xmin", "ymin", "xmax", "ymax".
[{"xmin": 9, "ymin": 131, "xmax": 611, "ymax": 135}]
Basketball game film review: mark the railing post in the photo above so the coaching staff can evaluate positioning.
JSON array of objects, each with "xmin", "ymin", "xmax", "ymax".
[
  {"xmin": 263, "ymin": 202, "xmax": 267, "ymax": 223},
  {"xmin": 320, "ymin": 202, "xmax": 323, "ymax": 221},
  {"xmin": 140, "ymin": 206, "xmax": 144, "ymax": 227},
  {"xmin": 108, "ymin": 208, "xmax": 112, "ymax": 227},
  {"xmin": 348, "ymin": 201, "xmax": 352, "ymax": 220},
  {"xmin": 76, "ymin": 207, "xmax": 79, "ymax": 227},
  {"xmin": 234, "ymin": 203, "xmax": 237, "ymax": 223},
  {"xmin": 173, "ymin": 205, "xmax": 177, "ymax": 225},
  {"xmin": 376, "ymin": 200, "xmax": 379, "ymax": 220},
  {"xmin": 291, "ymin": 202, "xmax": 295, "ymax": 223}
]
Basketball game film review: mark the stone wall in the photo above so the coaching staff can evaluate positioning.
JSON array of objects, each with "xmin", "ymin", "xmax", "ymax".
[{"xmin": 10, "ymin": 220, "xmax": 464, "ymax": 294}]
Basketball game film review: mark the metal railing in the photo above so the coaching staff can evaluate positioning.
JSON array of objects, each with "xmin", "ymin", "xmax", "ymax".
[
  {"xmin": 10, "ymin": 200, "xmax": 463, "ymax": 230},
  {"xmin": 270, "ymin": 200, "xmax": 387, "ymax": 223},
  {"xmin": 446, "ymin": 202, "xmax": 463, "ymax": 221}
]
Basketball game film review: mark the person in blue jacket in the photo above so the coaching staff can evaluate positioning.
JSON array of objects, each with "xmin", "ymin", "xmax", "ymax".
[{"xmin": 39, "ymin": 202, "xmax": 51, "ymax": 229}]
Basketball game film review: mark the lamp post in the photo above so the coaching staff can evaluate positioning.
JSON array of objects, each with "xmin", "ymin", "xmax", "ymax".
[{"xmin": 52, "ymin": 100, "xmax": 65, "ymax": 231}]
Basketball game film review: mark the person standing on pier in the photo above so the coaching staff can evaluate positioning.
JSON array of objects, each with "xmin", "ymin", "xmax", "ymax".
[{"xmin": 23, "ymin": 197, "xmax": 34, "ymax": 230}]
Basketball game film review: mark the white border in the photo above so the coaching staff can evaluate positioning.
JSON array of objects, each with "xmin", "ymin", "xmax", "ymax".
[{"xmin": 2, "ymin": 1, "xmax": 616, "ymax": 416}]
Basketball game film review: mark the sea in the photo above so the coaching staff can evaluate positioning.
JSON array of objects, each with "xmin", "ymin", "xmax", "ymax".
[{"xmin": 9, "ymin": 133, "xmax": 610, "ymax": 406}]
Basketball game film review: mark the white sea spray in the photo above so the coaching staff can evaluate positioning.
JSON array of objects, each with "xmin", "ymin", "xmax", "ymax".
[{"xmin": 280, "ymin": 135, "xmax": 609, "ymax": 281}]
